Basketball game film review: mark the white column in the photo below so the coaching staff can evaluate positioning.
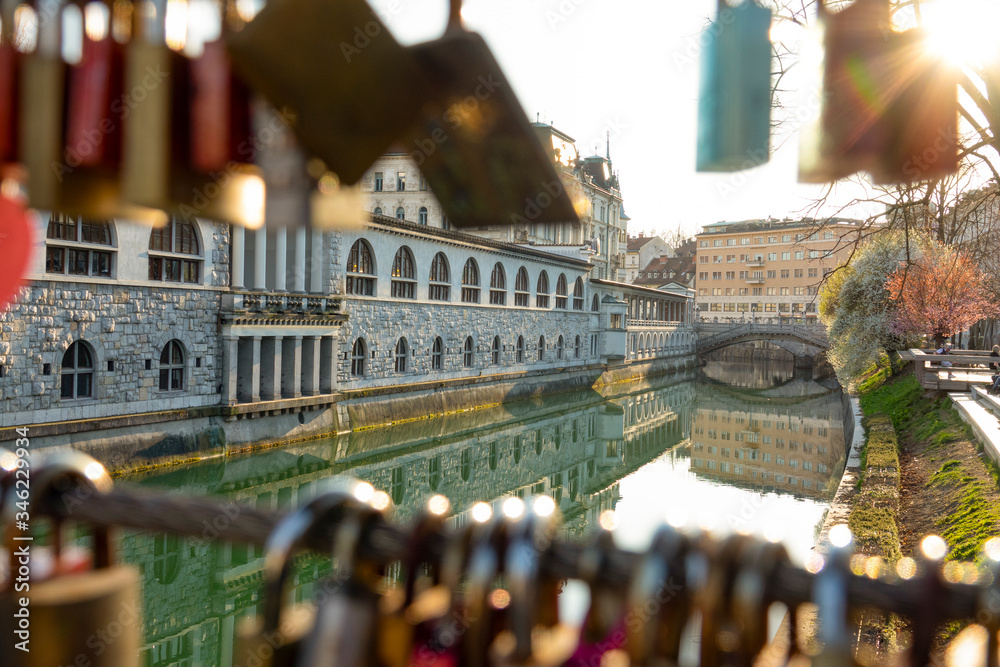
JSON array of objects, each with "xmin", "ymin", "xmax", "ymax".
[
  {"xmin": 293, "ymin": 228, "xmax": 307, "ymax": 292},
  {"xmin": 254, "ymin": 228, "xmax": 267, "ymax": 290},
  {"xmin": 250, "ymin": 336, "xmax": 262, "ymax": 402},
  {"xmin": 222, "ymin": 336, "xmax": 239, "ymax": 405},
  {"xmin": 231, "ymin": 226, "xmax": 245, "ymax": 289},
  {"xmin": 301, "ymin": 337, "xmax": 320, "ymax": 395},
  {"xmin": 274, "ymin": 227, "xmax": 287, "ymax": 292},
  {"xmin": 310, "ymin": 229, "xmax": 324, "ymax": 294},
  {"xmin": 282, "ymin": 337, "xmax": 302, "ymax": 398}
]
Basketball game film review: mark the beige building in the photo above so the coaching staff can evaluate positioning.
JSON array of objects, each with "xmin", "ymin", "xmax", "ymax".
[
  {"xmin": 625, "ymin": 233, "xmax": 673, "ymax": 283},
  {"xmin": 694, "ymin": 218, "xmax": 862, "ymax": 321}
]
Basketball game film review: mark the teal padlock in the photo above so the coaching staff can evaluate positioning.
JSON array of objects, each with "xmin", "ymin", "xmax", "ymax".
[{"xmin": 696, "ymin": 0, "xmax": 773, "ymax": 172}]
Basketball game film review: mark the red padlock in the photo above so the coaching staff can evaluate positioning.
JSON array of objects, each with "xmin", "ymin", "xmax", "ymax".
[
  {"xmin": 189, "ymin": 3, "xmax": 253, "ymax": 173},
  {"xmin": 63, "ymin": 0, "xmax": 125, "ymax": 170}
]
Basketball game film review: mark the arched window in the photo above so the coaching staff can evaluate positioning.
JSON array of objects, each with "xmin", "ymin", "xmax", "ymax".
[
  {"xmin": 373, "ymin": 207, "xmax": 383, "ymax": 216},
  {"xmin": 351, "ymin": 338, "xmax": 366, "ymax": 376},
  {"xmin": 61, "ymin": 340, "xmax": 94, "ymax": 399},
  {"xmin": 556, "ymin": 335, "xmax": 564, "ymax": 360},
  {"xmin": 391, "ymin": 467, "xmax": 405, "ymax": 505},
  {"xmin": 514, "ymin": 267, "xmax": 530, "ymax": 306},
  {"xmin": 461, "ymin": 259, "xmax": 480, "ymax": 303},
  {"xmin": 158, "ymin": 340, "xmax": 185, "ymax": 391},
  {"xmin": 516, "ymin": 336, "xmax": 524, "ymax": 363},
  {"xmin": 536, "ymin": 271, "xmax": 550, "ymax": 308},
  {"xmin": 428, "ymin": 252, "xmax": 450, "ymax": 301},
  {"xmin": 394, "ymin": 337, "xmax": 408, "ymax": 372},
  {"xmin": 463, "ymin": 336, "xmax": 474, "ymax": 367},
  {"xmin": 555, "ymin": 274, "xmax": 568, "ymax": 309},
  {"xmin": 489, "ymin": 263, "xmax": 506, "ymax": 305},
  {"xmin": 346, "ymin": 240, "xmax": 376, "ymax": 296},
  {"xmin": 573, "ymin": 278, "xmax": 585, "ymax": 310},
  {"xmin": 592, "ymin": 294, "xmax": 600, "ymax": 312},
  {"xmin": 492, "ymin": 336, "xmax": 500, "ymax": 365},
  {"xmin": 152, "ymin": 533, "xmax": 181, "ymax": 585},
  {"xmin": 418, "ymin": 207, "xmax": 428, "ymax": 225},
  {"xmin": 575, "ymin": 335, "xmax": 581, "ymax": 358},
  {"xmin": 538, "ymin": 335, "xmax": 545, "ymax": 361},
  {"xmin": 149, "ymin": 218, "xmax": 200, "ymax": 283},
  {"xmin": 390, "ymin": 246, "xmax": 416, "ymax": 299},
  {"xmin": 395, "ymin": 207, "xmax": 405, "ymax": 220},
  {"xmin": 46, "ymin": 213, "xmax": 115, "ymax": 278},
  {"xmin": 432, "ymin": 337, "xmax": 443, "ymax": 370}
]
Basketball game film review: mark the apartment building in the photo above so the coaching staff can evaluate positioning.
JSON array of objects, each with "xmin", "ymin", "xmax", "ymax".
[{"xmin": 694, "ymin": 218, "xmax": 862, "ymax": 321}]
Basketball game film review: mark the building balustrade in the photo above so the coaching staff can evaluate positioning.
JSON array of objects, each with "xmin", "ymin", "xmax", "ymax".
[
  {"xmin": 223, "ymin": 291, "xmax": 342, "ymax": 315},
  {"xmin": 745, "ymin": 260, "xmax": 765, "ymax": 268},
  {"xmin": 627, "ymin": 319, "xmax": 687, "ymax": 329},
  {"xmin": 745, "ymin": 277, "xmax": 765, "ymax": 284}
]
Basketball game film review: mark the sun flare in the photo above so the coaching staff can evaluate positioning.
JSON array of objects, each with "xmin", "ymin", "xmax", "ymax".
[{"xmin": 921, "ymin": 0, "xmax": 1000, "ymax": 66}]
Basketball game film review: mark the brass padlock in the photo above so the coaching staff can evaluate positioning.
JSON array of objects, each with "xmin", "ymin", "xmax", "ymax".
[
  {"xmin": 0, "ymin": 451, "xmax": 140, "ymax": 667},
  {"xmin": 403, "ymin": 0, "xmax": 580, "ymax": 229},
  {"xmin": 232, "ymin": 487, "xmax": 364, "ymax": 667},
  {"xmin": 225, "ymin": 0, "xmax": 430, "ymax": 185},
  {"xmin": 121, "ymin": 3, "xmax": 264, "ymax": 227}
]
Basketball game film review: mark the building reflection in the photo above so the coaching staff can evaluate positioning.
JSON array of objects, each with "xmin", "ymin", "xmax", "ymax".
[
  {"xmin": 688, "ymin": 381, "xmax": 848, "ymax": 500},
  {"xmin": 120, "ymin": 373, "xmax": 697, "ymax": 666}
]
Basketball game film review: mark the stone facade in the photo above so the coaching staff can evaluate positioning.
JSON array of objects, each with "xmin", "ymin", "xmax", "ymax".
[{"xmin": 0, "ymin": 214, "xmax": 229, "ymax": 428}]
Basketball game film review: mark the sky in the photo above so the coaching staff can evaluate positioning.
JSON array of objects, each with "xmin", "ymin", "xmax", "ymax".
[{"xmin": 365, "ymin": 0, "xmax": 861, "ymax": 239}]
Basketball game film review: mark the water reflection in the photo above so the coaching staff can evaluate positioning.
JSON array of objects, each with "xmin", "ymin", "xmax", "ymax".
[{"xmin": 117, "ymin": 360, "xmax": 848, "ymax": 666}]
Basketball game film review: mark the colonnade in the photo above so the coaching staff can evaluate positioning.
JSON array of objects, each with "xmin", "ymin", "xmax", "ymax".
[
  {"xmin": 628, "ymin": 296, "xmax": 690, "ymax": 324},
  {"xmin": 222, "ymin": 334, "xmax": 337, "ymax": 405},
  {"xmin": 230, "ymin": 226, "xmax": 326, "ymax": 293}
]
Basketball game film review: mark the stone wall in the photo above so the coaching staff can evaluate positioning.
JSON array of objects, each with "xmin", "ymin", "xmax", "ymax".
[{"xmin": 0, "ymin": 219, "xmax": 230, "ymax": 428}]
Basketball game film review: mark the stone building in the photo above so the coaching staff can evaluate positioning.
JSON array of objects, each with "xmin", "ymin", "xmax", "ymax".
[
  {"xmin": 1, "ymin": 208, "xmax": 695, "ymax": 469},
  {"xmin": 693, "ymin": 218, "xmax": 862, "ymax": 321},
  {"xmin": 361, "ymin": 122, "xmax": 629, "ymax": 281}
]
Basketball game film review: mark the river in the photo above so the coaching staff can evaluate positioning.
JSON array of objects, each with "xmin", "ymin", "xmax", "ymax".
[{"xmin": 114, "ymin": 359, "xmax": 849, "ymax": 665}]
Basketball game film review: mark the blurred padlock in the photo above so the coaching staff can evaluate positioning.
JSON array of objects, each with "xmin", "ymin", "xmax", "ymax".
[
  {"xmin": 225, "ymin": 0, "xmax": 429, "ymax": 185},
  {"xmin": 799, "ymin": 0, "xmax": 893, "ymax": 183},
  {"xmin": 0, "ymin": 0, "xmax": 21, "ymax": 166},
  {"xmin": 0, "ymin": 452, "xmax": 140, "ymax": 667},
  {"xmin": 189, "ymin": 0, "xmax": 252, "ymax": 173},
  {"xmin": 871, "ymin": 29, "xmax": 958, "ymax": 184},
  {"xmin": 696, "ymin": 0, "xmax": 773, "ymax": 172},
  {"xmin": 403, "ymin": 0, "xmax": 580, "ymax": 229},
  {"xmin": 122, "ymin": 0, "xmax": 264, "ymax": 227},
  {"xmin": 232, "ymin": 489, "xmax": 363, "ymax": 667}
]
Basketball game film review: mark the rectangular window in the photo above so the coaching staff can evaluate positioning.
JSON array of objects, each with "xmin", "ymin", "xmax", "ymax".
[
  {"xmin": 725, "ymin": 271, "xmax": 735, "ymax": 280},
  {"xmin": 781, "ymin": 252, "xmax": 791, "ymax": 260},
  {"xmin": 752, "ymin": 288, "xmax": 762, "ymax": 296},
  {"xmin": 794, "ymin": 251, "xmax": 804, "ymax": 260},
  {"xmin": 781, "ymin": 269, "xmax": 789, "ymax": 278},
  {"xmin": 46, "ymin": 247, "xmax": 64, "ymax": 273},
  {"xmin": 738, "ymin": 288, "xmax": 748, "ymax": 296},
  {"xmin": 699, "ymin": 256, "xmax": 708, "ymax": 264},
  {"xmin": 741, "ymin": 238, "xmax": 750, "ymax": 245},
  {"xmin": 374, "ymin": 172, "xmax": 383, "ymax": 191},
  {"xmin": 713, "ymin": 239, "xmax": 723, "ymax": 247},
  {"xmin": 700, "ymin": 240, "xmax": 709, "ymax": 248},
  {"xmin": 699, "ymin": 272, "xmax": 708, "ymax": 280},
  {"xmin": 396, "ymin": 171, "xmax": 405, "ymax": 190},
  {"xmin": 610, "ymin": 314, "xmax": 623, "ymax": 329},
  {"xmin": 780, "ymin": 287, "xmax": 790, "ymax": 295},
  {"xmin": 723, "ymin": 302, "xmax": 735, "ymax": 311},
  {"xmin": 808, "ymin": 268, "xmax": 818, "ymax": 277},
  {"xmin": 713, "ymin": 256, "xmax": 722, "ymax": 263},
  {"xmin": 725, "ymin": 288, "xmax": 734, "ymax": 296},
  {"xmin": 809, "ymin": 250, "xmax": 820, "ymax": 258},
  {"xmin": 767, "ymin": 270, "xmax": 776, "ymax": 278},
  {"xmin": 712, "ymin": 272, "xmax": 722, "ymax": 280},
  {"xmin": 490, "ymin": 289, "xmax": 506, "ymax": 305},
  {"xmin": 794, "ymin": 268, "xmax": 803, "ymax": 278},
  {"xmin": 824, "ymin": 231, "xmax": 835, "ymax": 239},
  {"xmin": 726, "ymin": 255, "xmax": 736, "ymax": 262},
  {"xmin": 712, "ymin": 288, "xmax": 723, "ymax": 296},
  {"xmin": 726, "ymin": 238, "xmax": 736, "ymax": 246},
  {"xmin": 766, "ymin": 287, "xmax": 776, "ymax": 296},
  {"xmin": 782, "ymin": 234, "xmax": 791, "ymax": 242},
  {"xmin": 739, "ymin": 271, "xmax": 748, "ymax": 279},
  {"xmin": 767, "ymin": 253, "xmax": 777, "ymax": 261},
  {"xmin": 768, "ymin": 236, "xmax": 777, "ymax": 243}
]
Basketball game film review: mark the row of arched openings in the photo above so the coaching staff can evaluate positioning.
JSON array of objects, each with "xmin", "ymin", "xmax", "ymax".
[{"xmin": 59, "ymin": 339, "xmax": 189, "ymax": 400}]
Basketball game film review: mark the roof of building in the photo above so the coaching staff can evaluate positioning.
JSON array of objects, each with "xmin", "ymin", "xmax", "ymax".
[
  {"xmin": 368, "ymin": 214, "xmax": 593, "ymax": 268},
  {"xmin": 698, "ymin": 217, "xmax": 864, "ymax": 235},
  {"xmin": 675, "ymin": 238, "xmax": 697, "ymax": 257},
  {"xmin": 591, "ymin": 277, "xmax": 692, "ymax": 298},
  {"xmin": 627, "ymin": 235, "xmax": 658, "ymax": 252},
  {"xmin": 633, "ymin": 255, "xmax": 696, "ymax": 287}
]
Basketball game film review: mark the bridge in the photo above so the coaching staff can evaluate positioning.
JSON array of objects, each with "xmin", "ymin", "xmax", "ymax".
[{"xmin": 695, "ymin": 322, "xmax": 829, "ymax": 359}]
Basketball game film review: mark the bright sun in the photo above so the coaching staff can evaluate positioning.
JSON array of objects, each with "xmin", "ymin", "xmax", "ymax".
[{"xmin": 921, "ymin": 0, "xmax": 1000, "ymax": 66}]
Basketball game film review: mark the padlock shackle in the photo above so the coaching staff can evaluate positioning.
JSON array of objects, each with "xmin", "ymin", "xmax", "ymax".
[
  {"xmin": 446, "ymin": 0, "xmax": 462, "ymax": 33},
  {"xmin": 261, "ymin": 491, "xmax": 365, "ymax": 633}
]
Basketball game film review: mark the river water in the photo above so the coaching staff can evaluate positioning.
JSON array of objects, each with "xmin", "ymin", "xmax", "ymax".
[{"xmin": 114, "ymin": 359, "xmax": 849, "ymax": 665}]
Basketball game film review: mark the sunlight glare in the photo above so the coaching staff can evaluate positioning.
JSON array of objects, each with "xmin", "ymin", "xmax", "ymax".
[{"xmin": 922, "ymin": 0, "xmax": 1000, "ymax": 66}]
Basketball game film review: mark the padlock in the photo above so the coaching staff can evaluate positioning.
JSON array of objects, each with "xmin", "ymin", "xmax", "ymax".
[
  {"xmin": 0, "ymin": 0, "xmax": 20, "ymax": 166},
  {"xmin": 377, "ymin": 496, "xmax": 451, "ymax": 667},
  {"xmin": 224, "ymin": 0, "xmax": 430, "ymax": 185},
  {"xmin": 188, "ymin": 0, "xmax": 253, "ymax": 173},
  {"xmin": 695, "ymin": 0, "xmax": 773, "ymax": 172},
  {"xmin": 295, "ymin": 500, "xmax": 386, "ymax": 667},
  {"xmin": 19, "ymin": 0, "xmax": 163, "ymax": 221},
  {"xmin": 403, "ymin": 0, "xmax": 580, "ymax": 229},
  {"xmin": 121, "ymin": 1, "xmax": 264, "ymax": 227},
  {"xmin": 798, "ymin": 0, "xmax": 894, "ymax": 183},
  {"xmin": 0, "ymin": 452, "xmax": 140, "ymax": 667},
  {"xmin": 870, "ymin": 29, "xmax": 958, "ymax": 184},
  {"xmin": 491, "ymin": 497, "xmax": 577, "ymax": 667},
  {"xmin": 232, "ymin": 488, "xmax": 365, "ymax": 667}
]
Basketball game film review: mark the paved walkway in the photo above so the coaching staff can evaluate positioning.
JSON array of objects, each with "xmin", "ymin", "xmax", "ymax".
[{"xmin": 950, "ymin": 387, "xmax": 1000, "ymax": 465}]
